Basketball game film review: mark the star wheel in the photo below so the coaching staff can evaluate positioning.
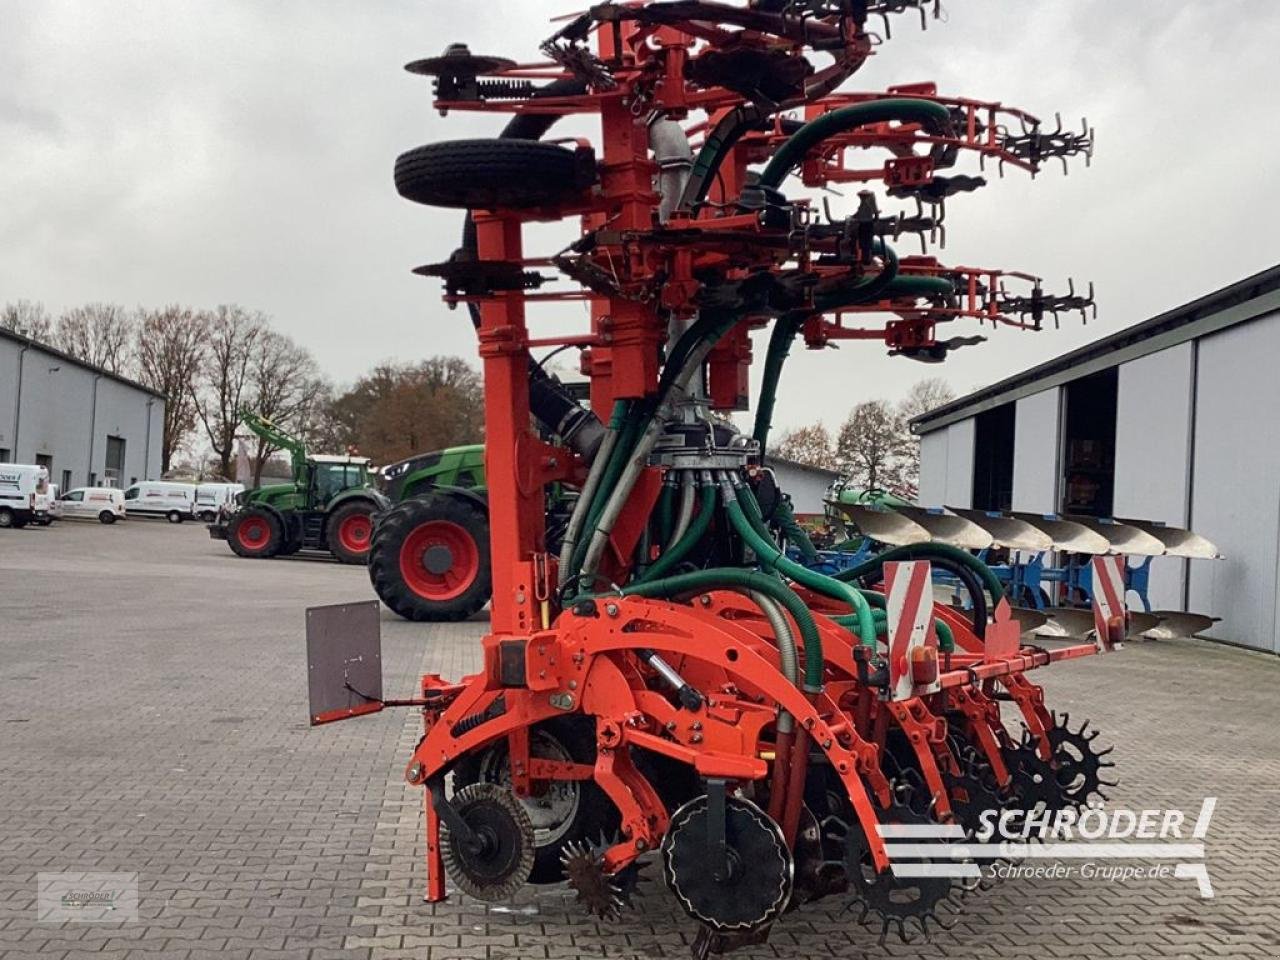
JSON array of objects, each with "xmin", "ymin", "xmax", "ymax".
[
  {"xmin": 1046, "ymin": 712, "xmax": 1116, "ymax": 808},
  {"xmin": 441, "ymin": 783, "xmax": 536, "ymax": 902},
  {"xmin": 829, "ymin": 782, "xmax": 966, "ymax": 944},
  {"xmin": 560, "ymin": 837, "xmax": 644, "ymax": 920},
  {"xmin": 662, "ymin": 794, "xmax": 793, "ymax": 933},
  {"xmin": 1001, "ymin": 731, "xmax": 1069, "ymax": 838}
]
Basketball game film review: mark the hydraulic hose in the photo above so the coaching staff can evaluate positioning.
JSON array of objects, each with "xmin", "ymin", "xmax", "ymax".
[
  {"xmin": 754, "ymin": 240, "xmax": 901, "ymax": 455},
  {"xmin": 833, "ymin": 542, "xmax": 1005, "ymax": 608},
  {"xmin": 722, "ymin": 475, "xmax": 878, "ymax": 649},
  {"xmin": 557, "ymin": 400, "xmax": 627, "ymax": 586},
  {"xmin": 580, "ymin": 329, "xmax": 729, "ymax": 578},
  {"xmin": 759, "ymin": 99, "xmax": 953, "ymax": 190},
  {"xmin": 639, "ymin": 478, "xmax": 717, "ymax": 583},
  {"xmin": 619, "ymin": 567, "xmax": 824, "ymax": 693},
  {"xmin": 667, "ymin": 469, "xmax": 698, "ymax": 553},
  {"xmin": 773, "ymin": 495, "xmax": 819, "ymax": 565}
]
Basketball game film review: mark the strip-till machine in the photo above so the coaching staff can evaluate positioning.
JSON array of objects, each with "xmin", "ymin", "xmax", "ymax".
[{"xmin": 310, "ymin": 3, "xmax": 1119, "ymax": 953}]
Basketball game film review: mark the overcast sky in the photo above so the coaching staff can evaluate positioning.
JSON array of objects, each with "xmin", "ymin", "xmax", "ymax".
[{"xmin": 4, "ymin": 1, "xmax": 1278, "ymax": 434}]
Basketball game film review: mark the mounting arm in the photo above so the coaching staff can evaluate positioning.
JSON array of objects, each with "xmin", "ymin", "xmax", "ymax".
[{"xmin": 240, "ymin": 410, "xmax": 308, "ymax": 479}]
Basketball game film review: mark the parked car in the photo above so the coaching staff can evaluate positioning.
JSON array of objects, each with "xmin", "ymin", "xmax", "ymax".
[
  {"xmin": 122, "ymin": 481, "xmax": 197, "ymax": 522},
  {"xmin": 193, "ymin": 483, "xmax": 245, "ymax": 522},
  {"xmin": 59, "ymin": 487, "xmax": 127, "ymax": 524},
  {"xmin": 0, "ymin": 464, "xmax": 49, "ymax": 529},
  {"xmin": 33, "ymin": 482, "xmax": 61, "ymax": 524}
]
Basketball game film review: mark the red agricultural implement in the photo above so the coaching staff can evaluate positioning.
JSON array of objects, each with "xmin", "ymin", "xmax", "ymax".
[{"xmin": 310, "ymin": 3, "xmax": 1115, "ymax": 952}]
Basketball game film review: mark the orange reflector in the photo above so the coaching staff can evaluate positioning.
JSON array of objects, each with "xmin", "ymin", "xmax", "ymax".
[{"xmin": 910, "ymin": 645, "xmax": 938, "ymax": 685}]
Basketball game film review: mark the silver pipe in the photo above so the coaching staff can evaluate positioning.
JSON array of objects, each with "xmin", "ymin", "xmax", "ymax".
[
  {"xmin": 649, "ymin": 115, "xmax": 693, "ymax": 223},
  {"xmin": 557, "ymin": 420, "xmax": 621, "ymax": 586}
]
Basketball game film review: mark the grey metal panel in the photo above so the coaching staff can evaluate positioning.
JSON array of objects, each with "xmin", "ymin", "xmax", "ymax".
[
  {"xmin": 944, "ymin": 419, "xmax": 975, "ymax": 508},
  {"xmin": 918, "ymin": 430, "xmax": 948, "ymax": 506},
  {"xmin": 1113, "ymin": 344, "xmax": 1194, "ymax": 610},
  {"xmin": 1011, "ymin": 388, "xmax": 1060, "ymax": 513},
  {"xmin": 305, "ymin": 600, "xmax": 383, "ymax": 724},
  {"xmin": 1188, "ymin": 308, "xmax": 1280, "ymax": 652}
]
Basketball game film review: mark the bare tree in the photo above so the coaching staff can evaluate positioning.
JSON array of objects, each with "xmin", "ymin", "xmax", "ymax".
[
  {"xmin": 196, "ymin": 305, "xmax": 265, "ymax": 478},
  {"xmin": 772, "ymin": 424, "xmax": 839, "ymax": 470},
  {"xmin": 244, "ymin": 329, "xmax": 321, "ymax": 485},
  {"xmin": 897, "ymin": 377, "xmax": 956, "ymax": 495},
  {"xmin": 55, "ymin": 303, "xmax": 135, "ymax": 374},
  {"xmin": 1, "ymin": 300, "xmax": 53, "ymax": 341},
  {"xmin": 835, "ymin": 400, "xmax": 911, "ymax": 496},
  {"xmin": 134, "ymin": 306, "xmax": 206, "ymax": 473}
]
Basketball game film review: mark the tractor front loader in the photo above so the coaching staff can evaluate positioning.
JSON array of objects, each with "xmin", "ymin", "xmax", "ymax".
[
  {"xmin": 308, "ymin": 4, "xmax": 1123, "ymax": 954},
  {"xmin": 210, "ymin": 411, "xmax": 388, "ymax": 564}
]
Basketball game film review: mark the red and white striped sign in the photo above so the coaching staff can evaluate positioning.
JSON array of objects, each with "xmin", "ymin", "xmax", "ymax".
[
  {"xmin": 1091, "ymin": 555, "xmax": 1127, "ymax": 652},
  {"xmin": 884, "ymin": 560, "xmax": 939, "ymax": 700}
]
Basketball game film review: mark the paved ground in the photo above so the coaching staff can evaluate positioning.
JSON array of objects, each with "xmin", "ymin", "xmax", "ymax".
[{"xmin": 1, "ymin": 519, "xmax": 1278, "ymax": 959}]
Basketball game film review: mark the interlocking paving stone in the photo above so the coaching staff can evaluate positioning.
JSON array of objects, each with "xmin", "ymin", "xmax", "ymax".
[{"xmin": 3, "ymin": 520, "xmax": 1280, "ymax": 959}]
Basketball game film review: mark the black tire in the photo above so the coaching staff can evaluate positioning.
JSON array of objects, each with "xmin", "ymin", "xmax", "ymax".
[
  {"xmin": 167, "ymin": 510, "xmax": 184, "ymax": 524},
  {"xmin": 0, "ymin": 509, "xmax": 13, "ymax": 529},
  {"xmin": 394, "ymin": 139, "xmax": 597, "ymax": 210},
  {"xmin": 99, "ymin": 512, "xmax": 116, "ymax": 525},
  {"xmin": 452, "ymin": 717, "xmax": 620, "ymax": 884},
  {"xmin": 368, "ymin": 493, "xmax": 491, "ymax": 621},
  {"xmin": 327, "ymin": 500, "xmax": 377, "ymax": 565},
  {"xmin": 227, "ymin": 509, "xmax": 283, "ymax": 559}
]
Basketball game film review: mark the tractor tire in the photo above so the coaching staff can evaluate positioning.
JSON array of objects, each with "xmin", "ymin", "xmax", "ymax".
[
  {"xmin": 369, "ymin": 493, "xmax": 491, "ymax": 621},
  {"xmin": 394, "ymin": 139, "xmax": 597, "ymax": 210},
  {"xmin": 328, "ymin": 501, "xmax": 376, "ymax": 565},
  {"xmin": 228, "ymin": 509, "xmax": 283, "ymax": 559},
  {"xmin": 451, "ymin": 716, "xmax": 620, "ymax": 884}
]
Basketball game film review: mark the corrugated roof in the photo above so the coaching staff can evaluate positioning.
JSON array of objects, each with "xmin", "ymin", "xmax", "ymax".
[
  {"xmin": 1, "ymin": 327, "xmax": 167, "ymax": 400},
  {"xmin": 912, "ymin": 263, "xmax": 1280, "ymax": 435}
]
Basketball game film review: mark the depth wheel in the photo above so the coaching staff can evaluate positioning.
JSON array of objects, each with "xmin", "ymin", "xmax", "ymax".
[
  {"xmin": 227, "ymin": 509, "xmax": 282, "ymax": 558},
  {"xmin": 441, "ymin": 783, "xmax": 536, "ymax": 902},
  {"xmin": 369, "ymin": 494, "xmax": 491, "ymax": 621},
  {"xmin": 395, "ymin": 139, "xmax": 597, "ymax": 209},
  {"xmin": 451, "ymin": 717, "xmax": 618, "ymax": 884}
]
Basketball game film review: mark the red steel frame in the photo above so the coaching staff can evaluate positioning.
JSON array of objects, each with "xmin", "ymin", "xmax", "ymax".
[{"xmin": 394, "ymin": 7, "xmax": 1104, "ymax": 909}]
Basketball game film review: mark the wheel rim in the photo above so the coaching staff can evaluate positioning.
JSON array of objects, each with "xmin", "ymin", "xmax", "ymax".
[
  {"xmin": 399, "ymin": 519, "xmax": 479, "ymax": 601},
  {"xmin": 337, "ymin": 513, "xmax": 372, "ymax": 554},
  {"xmin": 477, "ymin": 731, "xmax": 581, "ymax": 848},
  {"xmin": 238, "ymin": 517, "xmax": 270, "ymax": 550}
]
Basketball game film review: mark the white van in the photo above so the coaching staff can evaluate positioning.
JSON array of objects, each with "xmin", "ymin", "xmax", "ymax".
[
  {"xmin": 59, "ymin": 487, "xmax": 126, "ymax": 524},
  {"xmin": 0, "ymin": 464, "xmax": 48, "ymax": 529},
  {"xmin": 122, "ymin": 481, "xmax": 197, "ymax": 522},
  {"xmin": 34, "ymin": 482, "xmax": 60, "ymax": 524},
  {"xmin": 193, "ymin": 483, "xmax": 245, "ymax": 522}
]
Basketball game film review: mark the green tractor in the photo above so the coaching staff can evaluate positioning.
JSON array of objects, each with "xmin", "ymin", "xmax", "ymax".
[
  {"xmin": 209, "ymin": 412, "xmax": 388, "ymax": 564},
  {"xmin": 367, "ymin": 444, "xmax": 494, "ymax": 622}
]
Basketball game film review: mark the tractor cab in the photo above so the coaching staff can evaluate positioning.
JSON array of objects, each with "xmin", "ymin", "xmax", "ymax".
[{"xmin": 306, "ymin": 456, "xmax": 372, "ymax": 508}]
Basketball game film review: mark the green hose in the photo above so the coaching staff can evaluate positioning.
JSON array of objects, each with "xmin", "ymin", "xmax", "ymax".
[
  {"xmin": 726, "ymin": 487, "xmax": 878, "ymax": 650},
  {"xmin": 760, "ymin": 99, "xmax": 954, "ymax": 189},
  {"xmin": 639, "ymin": 482, "xmax": 717, "ymax": 583},
  {"xmin": 619, "ymin": 567, "xmax": 824, "ymax": 692},
  {"xmin": 773, "ymin": 496, "xmax": 819, "ymax": 564},
  {"xmin": 833, "ymin": 542, "xmax": 1005, "ymax": 604}
]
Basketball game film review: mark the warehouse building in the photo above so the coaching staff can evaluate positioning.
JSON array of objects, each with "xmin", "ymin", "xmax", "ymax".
[
  {"xmin": 0, "ymin": 329, "xmax": 165, "ymax": 490},
  {"xmin": 913, "ymin": 265, "xmax": 1280, "ymax": 654}
]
